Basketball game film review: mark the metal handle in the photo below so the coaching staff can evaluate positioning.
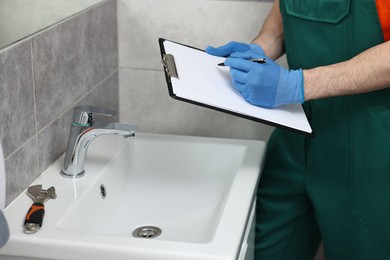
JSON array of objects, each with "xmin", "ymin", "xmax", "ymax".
[{"xmin": 72, "ymin": 106, "xmax": 118, "ymax": 125}]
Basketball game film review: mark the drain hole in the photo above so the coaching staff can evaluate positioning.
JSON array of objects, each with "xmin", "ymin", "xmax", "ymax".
[
  {"xmin": 132, "ymin": 226, "xmax": 162, "ymax": 239},
  {"xmin": 100, "ymin": 184, "xmax": 107, "ymax": 199}
]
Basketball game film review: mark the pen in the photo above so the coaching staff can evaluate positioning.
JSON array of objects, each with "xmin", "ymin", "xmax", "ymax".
[{"xmin": 218, "ymin": 58, "xmax": 266, "ymax": 66}]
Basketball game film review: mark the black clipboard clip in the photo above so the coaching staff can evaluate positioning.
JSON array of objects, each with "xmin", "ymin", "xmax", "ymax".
[{"xmin": 161, "ymin": 53, "xmax": 178, "ymax": 80}]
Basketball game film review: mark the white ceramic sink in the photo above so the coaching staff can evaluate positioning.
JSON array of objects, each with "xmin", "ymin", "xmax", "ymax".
[{"xmin": 0, "ymin": 133, "xmax": 265, "ymax": 260}]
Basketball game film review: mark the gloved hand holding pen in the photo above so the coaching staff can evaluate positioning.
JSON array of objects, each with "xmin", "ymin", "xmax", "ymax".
[{"xmin": 206, "ymin": 42, "xmax": 304, "ymax": 108}]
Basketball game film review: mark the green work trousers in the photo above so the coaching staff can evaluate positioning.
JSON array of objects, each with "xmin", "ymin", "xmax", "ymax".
[{"xmin": 255, "ymin": 97, "xmax": 390, "ymax": 260}]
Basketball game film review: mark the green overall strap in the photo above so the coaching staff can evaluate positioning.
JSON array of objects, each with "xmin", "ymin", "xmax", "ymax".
[{"xmin": 279, "ymin": 0, "xmax": 384, "ymax": 70}]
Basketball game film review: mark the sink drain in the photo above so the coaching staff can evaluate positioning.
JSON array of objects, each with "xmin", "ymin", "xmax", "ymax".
[{"xmin": 132, "ymin": 226, "xmax": 162, "ymax": 239}]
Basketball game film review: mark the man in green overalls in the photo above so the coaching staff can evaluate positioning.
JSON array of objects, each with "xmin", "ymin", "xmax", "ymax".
[{"xmin": 206, "ymin": 0, "xmax": 390, "ymax": 259}]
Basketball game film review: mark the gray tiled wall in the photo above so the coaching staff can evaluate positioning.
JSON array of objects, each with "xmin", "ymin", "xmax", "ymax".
[
  {"xmin": 0, "ymin": 0, "xmax": 118, "ymax": 205},
  {"xmin": 118, "ymin": 0, "xmax": 278, "ymax": 141}
]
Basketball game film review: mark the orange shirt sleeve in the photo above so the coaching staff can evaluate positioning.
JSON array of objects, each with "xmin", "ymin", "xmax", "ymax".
[{"xmin": 376, "ymin": 0, "xmax": 390, "ymax": 41}]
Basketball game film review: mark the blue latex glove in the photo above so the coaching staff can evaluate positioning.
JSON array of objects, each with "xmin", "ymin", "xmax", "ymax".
[
  {"xmin": 207, "ymin": 42, "xmax": 304, "ymax": 108},
  {"xmin": 225, "ymin": 55, "xmax": 304, "ymax": 108},
  {"xmin": 206, "ymin": 41, "xmax": 265, "ymax": 57}
]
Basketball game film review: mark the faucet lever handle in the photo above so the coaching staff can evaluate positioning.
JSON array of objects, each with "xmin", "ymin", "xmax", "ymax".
[{"xmin": 72, "ymin": 106, "xmax": 118, "ymax": 125}]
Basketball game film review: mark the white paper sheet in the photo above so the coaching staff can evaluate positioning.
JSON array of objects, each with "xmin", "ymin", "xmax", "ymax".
[{"xmin": 162, "ymin": 40, "xmax": 313, "ymax": 135}]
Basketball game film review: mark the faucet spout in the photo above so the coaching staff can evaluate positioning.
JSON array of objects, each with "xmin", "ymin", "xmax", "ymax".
[{"xmin": 60, "ymin": 106, "xmax": 136, "ymax": 179}]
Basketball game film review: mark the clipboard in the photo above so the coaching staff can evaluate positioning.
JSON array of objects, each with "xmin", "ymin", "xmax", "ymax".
[{"xmin": 159, "ymin": 38, "xmax": 314, "ymax": 136}]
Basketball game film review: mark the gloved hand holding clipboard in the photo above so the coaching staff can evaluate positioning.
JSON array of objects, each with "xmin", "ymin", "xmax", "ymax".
[{"xmin": 159, "ymin": 38, "xmax": 313, "ymax": 137}]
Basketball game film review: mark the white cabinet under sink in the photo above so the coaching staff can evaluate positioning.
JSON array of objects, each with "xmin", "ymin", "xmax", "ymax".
[{"xmin": 238, "ymin": 200, "xmax": 256, "ymax": 260}]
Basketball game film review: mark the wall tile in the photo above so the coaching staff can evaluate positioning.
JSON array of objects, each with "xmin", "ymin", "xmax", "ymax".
[
  {"xmin": 37, "ymin": 70, "xmax": 119, "ymax": 173},
  {"xmin": 77, "ymin": 70, "xmax": 120, "ymax": 124},
  {"xmin": 32, "ymin": 0, "xmax": 118, "ymax": 130},
  {"xmin": 0, "ymin": 40, "xmax": 36, "ymax": 158},
  {"xmin": 5, "ymin": 138, "xmax": 38, "ymax": 205},
  {"xmin": 118, "ymin": 0, "xmax": 273, "ymax": 70},
  {"xmin": 77, "ymin": 70, "xmax": 119, "ymax": 112},
  {"xmin": 37, "ymin": 109, "xmax": 72, "ymax": 174},
  {"xmin": 119, "ymin": 69, "xmax": 273, "ymax": 141}
]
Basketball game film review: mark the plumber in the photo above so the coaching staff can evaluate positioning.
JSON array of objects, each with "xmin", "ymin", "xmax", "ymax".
[{"xmin": 207, "ymin": 0, "xmax": 390, "ymax": 259}]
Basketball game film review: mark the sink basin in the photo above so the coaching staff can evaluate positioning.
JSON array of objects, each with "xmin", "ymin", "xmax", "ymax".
[
  {"xmin": 0, "ymin": 133, "xmax": 265, "ymax": 260},
  {"xmin": 58, "ymin": 134, "xmax": 247, "ymax": 243}
]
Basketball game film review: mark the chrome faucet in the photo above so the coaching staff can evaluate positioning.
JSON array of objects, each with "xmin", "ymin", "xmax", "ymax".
[{"xmin": 61, "ymin": 106, "xmax": 136, "ymax": 178}]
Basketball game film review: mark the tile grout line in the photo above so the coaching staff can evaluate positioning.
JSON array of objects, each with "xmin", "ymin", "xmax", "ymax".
[
  {"xmin": 118, "ymin": 66, "xmax": 162, "ymax": 72},
  {"xmin": 29, "ymin": 40, "xmax": 38, "ymax": 135},
  {"xmin": 4, "ymin": 68, "xmax": 119, "ymax": 163},
  {"xmin": 29, "ymin": 38, "xmax": 41, "ymax": 175},
  {"xmin": 3, "ymin": 135, "xmax": 37, "ymax": 162},
  {"xmin": 72, "ymin": 68, "xmax": 119, "ymax": 109},
  {"xmin": 4, "ymin": 40, "xmax": 39, "ymax": 162},
  {"xmin": 36, "ymin": 67, "xmax": 119, "ymax": 136},
  {"xmin": 0, "ymin": 0, "xmax": 113, "ymax": 54}
]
